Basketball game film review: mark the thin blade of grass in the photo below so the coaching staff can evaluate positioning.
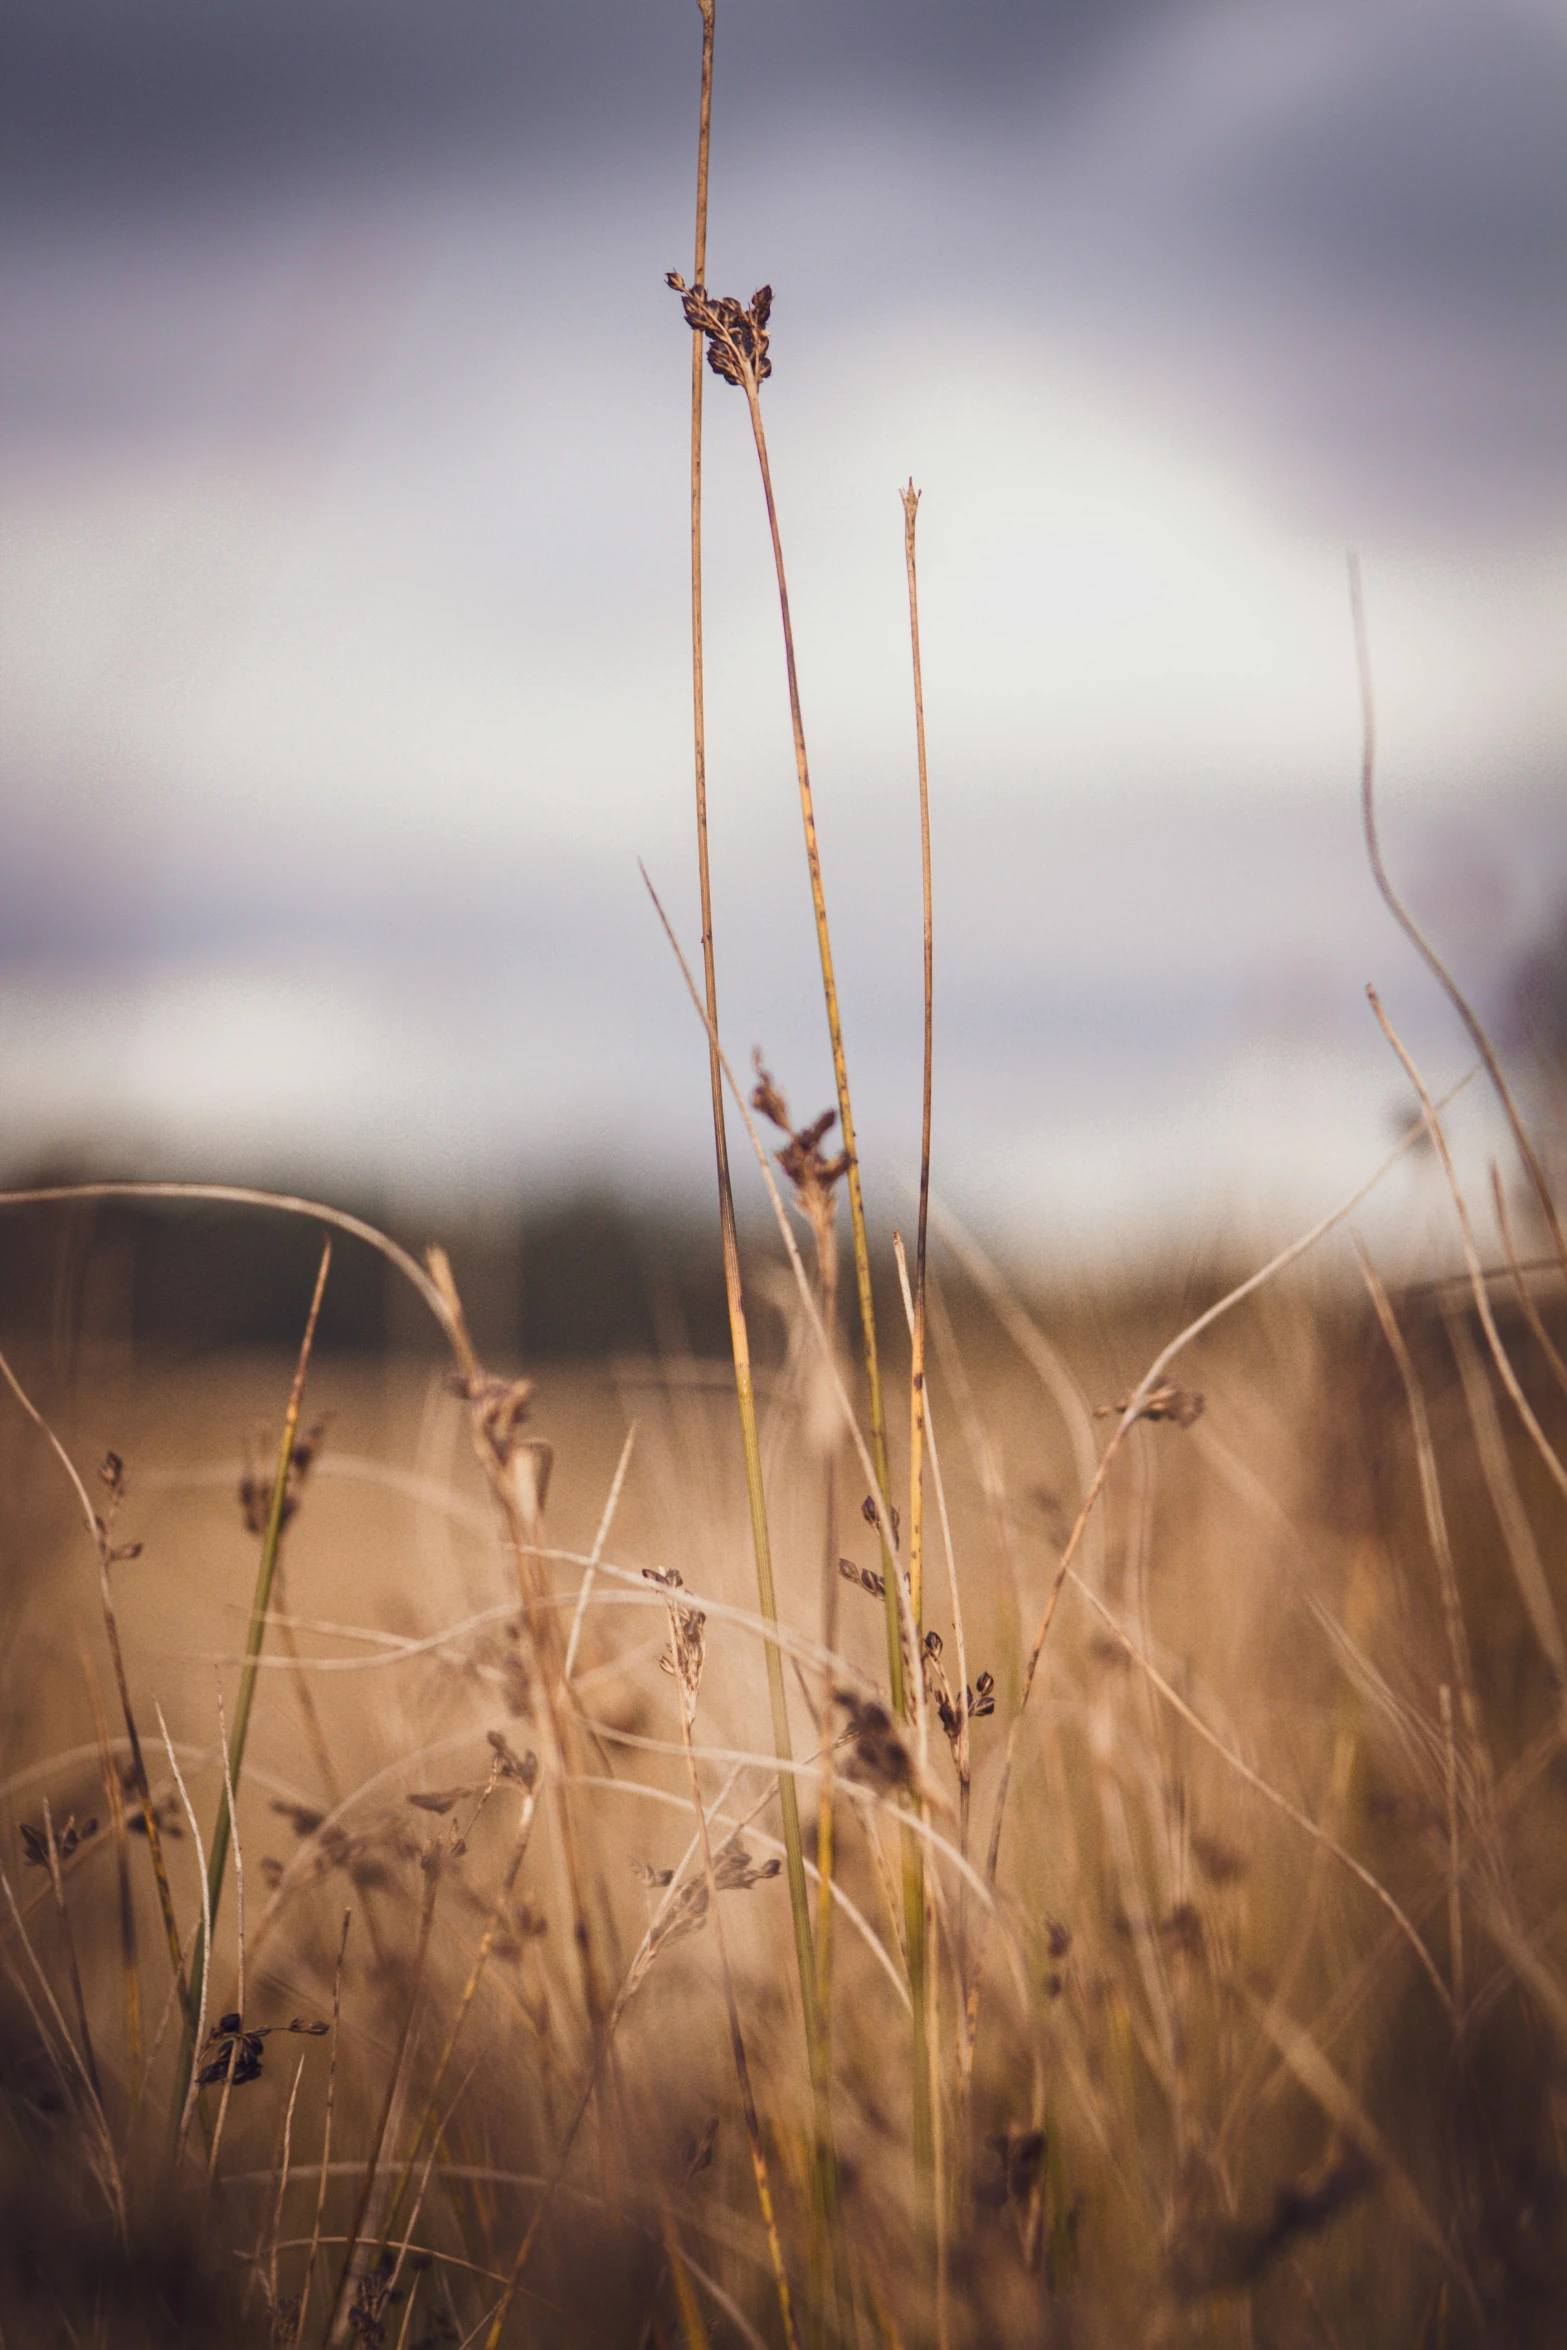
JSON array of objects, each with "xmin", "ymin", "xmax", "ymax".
[{"xmin": 180, "ymin": 1236, "xmax": 330, "ymax": 2121}]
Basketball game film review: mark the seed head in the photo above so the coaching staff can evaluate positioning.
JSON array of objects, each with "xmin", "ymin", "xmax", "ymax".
[{"xmin": 667, "ymin": 273, "xmax": 774, "ymax": 390}]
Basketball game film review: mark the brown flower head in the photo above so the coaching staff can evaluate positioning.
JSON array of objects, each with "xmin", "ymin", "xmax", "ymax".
[
  {"xmin": 666, "ymin": 272, "xmax": 773, "ymax": 390},
  {"xmin": 645, "ymin": 1566, "xmax": 706, "ymax": 1716},
  {"xmin": 1093, "ymin": 1381, "xmax": 1204, "ymax": 1429}
]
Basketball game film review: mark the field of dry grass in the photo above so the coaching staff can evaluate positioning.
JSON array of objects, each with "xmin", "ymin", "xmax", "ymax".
[
  {"xmin": 6, "ymin": 11, "xmax": 1566, "ymax": 2344},
  {"xmin": 2, "ymin": 1214, "xmax": 1565, "ymax": 2348}
]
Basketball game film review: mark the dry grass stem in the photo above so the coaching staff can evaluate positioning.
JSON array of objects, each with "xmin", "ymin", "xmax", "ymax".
[{"xmin": 1351, "ymin": 549, "xmax": 1566, "ymax": 1276}]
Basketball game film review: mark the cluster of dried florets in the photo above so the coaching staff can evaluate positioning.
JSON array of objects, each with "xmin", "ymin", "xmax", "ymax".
[
  {"xmin": 834, "ymin": 1689, "xmax": 920, "ymax": 1799},
  {"xmin": 644, "ymin": 1566, "xmax": 707, "ymax": 1715},
  {"xmin": 920, "ymin": 1628, "xmax": 996, "ymax": 1749},
  {"xmin": 96, "ymin": 1450, "xmax": 143, "ymax": 1562},
  {"xmin": 238, "ymin": 1419, "xmax": 328, "ymax": 1537},
  {"xmin": 839, "ymin": 1554, "xmax": 886, "ymax": 1600},
  {"xmin": 1093, "ymin": 1380, "xmax": 1204, "ymax": 1429},
  {"xmin": 666, "ymin": 272, "xmax": 773, "ymax": 390},
  {"xmin": 19, "ymin": 1811, "xmax": 97, "ymax": 1867},
  {"xmin": 625, "ymin": 1838, "xmax": 781, "ymax": 1993},
  {"xmin": 196, "ymin": 2010, "xmax": 328, "ymax": 2089}
]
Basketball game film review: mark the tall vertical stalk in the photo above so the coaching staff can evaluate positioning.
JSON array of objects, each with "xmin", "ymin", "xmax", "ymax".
[
  {"xmin": 901, "ymin": 481, "xmax": 933, "ymax": 1638},
  {"xmin": 670, "ymin": 268, "xmax": 933, "ymax": 2316},
  {"xmin": 731, "ymin": 365, "xmax": 900, "ymax": 1636},
  {"xmin": 178, "ymin": 1237, "xmax": 330, "ymax": 2119},
  {"xmin": 900, "ymin": 482, "xmax": 941, "ymax": 2323},
  {"xmin": 676, "ymin": 12, "xmax": 845, "ymax": 2333}
]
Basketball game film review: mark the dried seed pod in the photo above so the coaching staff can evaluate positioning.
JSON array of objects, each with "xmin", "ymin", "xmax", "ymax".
[
  {"xmin": 645, "ymin": 1567, "xmax": 706, "ymax": 1713},
  {"xmin": 486, "ymin": 1730, "xmax": 539, "ymax": 1787},
  {"xmin": 20, "ymin": 1813, "xmax": 97, "ymax": 1867},
  {"xmin": 667, "ymin": 275, "xmax": 774, "ymax": 389},
  {"xmin": 630, "ymin": 1858, "xmax": 675, "ymax": 1888},
  {"xmin": 197, "ymin": 2014, "xmax": 267, "ymax": 2087},
  {"xmin": 711, "ymin": 1837, "xmax": 781, "ymax": 1892},
  {"xmin": 270, "ymin": 1800, "xmax": 325, "ymax": 1838},
  {"xmin": 406, "ymin": 1786, "xmax": 479, "ymax": 1816},
  {"xmin": 750, "ymin": 1051, "xmax": 850, "ymax": 1276},
  {"xmin": 835, "ymin": 1690, "xmax": 917, "ymax": 1797},
  {"xmin": 239, "ymin": 1417, "xmax": 330, "ymax": 1535},
  {"xmin": 1093, "ymin": 1382, "xmax": 1204, "ymax": 1429}
]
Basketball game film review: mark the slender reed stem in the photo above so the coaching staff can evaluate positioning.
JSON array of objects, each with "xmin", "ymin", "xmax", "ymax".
[
  {"xmin": 978, "ymin": 1060, "xmax": 1484, "ymax": 1893},
  {"xmin": 1439, "ymin": 1684, "xmax": 1465, "ymax": 2010},
  {"xmin": 321, "ymin": 1853, "xmax": 442, "ymax": 2349},
  {"xmin": 83, "ymin": 1649, "xmax": 142, "ymax": 2097},
  {"xmin": 1368, "ymin": 989, "xmax": 1567, "ymax": 1509},
  {"xmin": 670, "ymin": 1653, "xmax": 801, "ymax": 2350},
  {"xmin": 426, "ymin": 1248, "xmax": 610, "ymax": 2044},
  {"xmin": 900, "ymin": 481, "xmax": 939, "ymax": 2319},
  {"xmin": 267, "ymin": 2053, "xmax": 306, "ymax": 2323},
  {"xmin": 182, "ymin": 1238, "xmax": 331, "ymax": 2117},
  {"xmin": 206, "ymin": 1682, "xmax": 247, "ymax": 2180},
  {"xmin": 161, "ymin": 1707, "xmax": 215, "ymax": 2164},
  {"xmin": 1491, "ymin": 1164, "xmax": 1567, "ymax": 1403},
  {"xmin": 296, "ymin": 1910, "xmax": 351, "ymax": 2344},
  {"xmin": 1356, "ymin": 1241, "xmax": 1489, "ymax": 1797},
  {"xmin": 902, "ymin": 480, "xmax": 933, "ymax": 1636},
  {"xmin": 1067, "ymin": 1572, "xmax": 1453, "ymax": 2016},
  {"xmin": 40, "ymin": 1798, "xmax": 102, "ymax": 2106},
  {"xmin": 674, "ymin": 15, "xmax": 842, "ymax": 2321},
  {"xmin": 1351, "ymin": 552, "xmax": 1565, "ymax": 1274},
  {"xmin": 735, "ymin": 372, "xmax": 901, "ymax": 1686},
  {"xmin": 380, "ymin": 1784, "xmax": 539, "ymax": 2246}
]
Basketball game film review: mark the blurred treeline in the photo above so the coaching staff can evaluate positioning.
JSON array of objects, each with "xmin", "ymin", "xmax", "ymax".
[{"xmin": 0, "ymin": 1186, "xmax": 743, "ymax": 1364}]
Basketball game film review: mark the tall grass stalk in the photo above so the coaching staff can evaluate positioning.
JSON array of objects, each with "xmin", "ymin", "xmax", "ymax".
[
  {"xmin": 667, "ymin": 317, "xmax": 939, "ymax": 2256},
  {"xmin": 321, "ymin": 1851, "xmax": 442, "ymax": 2348},
  {"xmin": 669, "ymin": 263, "xmax": 936, "ymax": 2298},
  {"xmin": 899, "ymin": 480, "xmax": 941, "ymax": 2306},
  {"xmin": 425, "ymin": 1246, "xmax": 610, "ymax": 2044},
  {"xmin": 978, "ymin": 1059, "xmax": 1483, "ymax": 1895},
  {"xmin": 675, "ymin": 5, "xmax": 845, "ymax": 2326},
  {"xmin": 666, "ymin": 1586, "xmax": 802, "ymax": 2350},
  {"xmin": 39, "ymin": 1795, "xmax": 102, "ymax": 2107},
  {"xmin": 180, "ymin": 1236, "xmax": 331, "ymax": 2123},
  {"xmin": 1351, "ymin": 553, "xmax": 1566, "ymax": 1279},
  {"xmin": 296, "ymin": 1909, "xmax": 351, "ymax": 2344},
  {"xmin": 83, "ymin": 1648, "xmax": 143, "ymax": 2099},
  {"xmin": 736, "ymin": 351, "xmax": 899, "ymax": 1625},
  {"xmin": 1367, "ymin": 990, "xmax": 1567, "ymax": 1509}
]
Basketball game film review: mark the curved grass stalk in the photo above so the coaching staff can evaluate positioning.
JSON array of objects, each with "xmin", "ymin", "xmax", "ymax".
[
  {"xmin": 1351, "ymin": 552, "xmax": 1566, "ymax": 1283},
  {"xmin": 979, "ymin": 1060, "xmax": 1483, "ymax": 1892},
  {"xmin": 1368, "ymin": 990, "xmax": 1567, "ymax": 1510},
  {"xmin": 1067, "ymin": 1574, "xmax": 1453, "ymax": 2017},
  {"xmin": 0, "ymin": 1340, "xmax": 190, "ymax": 2034},
  {"xmin": 1356, "ymin": 1243, "xmax": 1490, "ymax": 1798}
]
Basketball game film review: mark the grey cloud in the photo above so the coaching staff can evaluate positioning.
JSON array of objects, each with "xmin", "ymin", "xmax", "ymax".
[
  {"xmin": 6, "ymin": 1, "xmax": 1564, "ymax": 533},
  {"xmin": 1198, "ymin": 9, "xmax": 1567, "ymax": 312},
  {"xmin": 0, "ymin": 0, "xmax": 1171, "ymax": 211}
]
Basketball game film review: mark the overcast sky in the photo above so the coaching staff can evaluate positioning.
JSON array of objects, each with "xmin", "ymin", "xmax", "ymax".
[{"xmin": 2, "ymin": 0, "xmax": 1564, "ymax": 1264}]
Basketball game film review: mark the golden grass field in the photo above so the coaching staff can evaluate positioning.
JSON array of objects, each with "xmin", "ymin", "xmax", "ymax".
[
  {"xmin": 6, "ymin": 14, "xmax": 1565, "ymax": 2344},
  {"xmin": 3, "ymin": 1206, "xmax": 1565, "ymax": 2348}
]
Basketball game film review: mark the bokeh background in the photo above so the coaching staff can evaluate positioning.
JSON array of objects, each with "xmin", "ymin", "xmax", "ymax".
[{"xmin": 4, "ymin": 0, "xmax": 1565, "ymax": 1276}]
